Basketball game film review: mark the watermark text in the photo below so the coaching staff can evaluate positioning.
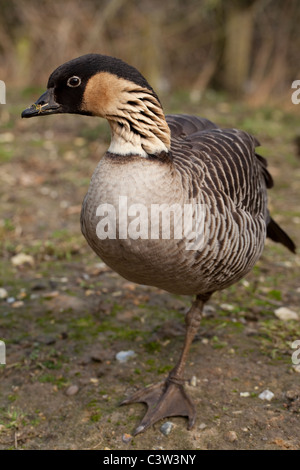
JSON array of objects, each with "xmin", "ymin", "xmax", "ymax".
[
  {"xmin": 0, "ymin": 340, "xmax": 6, "ymax": 365},
  {"xmin": 0, "ymin": 80, "xmax": 6, "ymax": 104},
  {"xmin": 292, "ymin": 340, "xmax": 300, "ymax": 365},
  {"xmin": 95, "ymin": 196, "xmax": 206, "ymax": 250},
  {"xmin": 291, "ymin": 80, "xmax": 300, "ymax": 105}
]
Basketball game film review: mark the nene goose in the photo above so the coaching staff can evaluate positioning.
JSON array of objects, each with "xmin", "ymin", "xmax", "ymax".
[{"xmin": 22, "ymin": 54, "xmax": 296, "ymax": 435}]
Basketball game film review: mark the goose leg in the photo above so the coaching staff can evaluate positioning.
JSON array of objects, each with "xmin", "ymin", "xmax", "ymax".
[{"xmin": 121, "ymin": 294, "xmax": 209, "ymax": 435}]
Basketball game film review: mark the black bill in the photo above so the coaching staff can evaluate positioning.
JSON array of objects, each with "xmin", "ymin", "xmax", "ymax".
[{"xmin": 21, "ymin": 89, "xmax": 61, "ymax": 118}]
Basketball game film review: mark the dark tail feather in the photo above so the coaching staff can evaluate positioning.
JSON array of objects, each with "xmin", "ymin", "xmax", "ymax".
[{"xmin": 267, "ymin": 218, "xmax": 296, "ymax": 254}]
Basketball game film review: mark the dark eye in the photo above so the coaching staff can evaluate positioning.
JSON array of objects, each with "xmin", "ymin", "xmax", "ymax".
[{"xmin": 67, "ymin": 76, "xmax": 81, "ymax": 88}]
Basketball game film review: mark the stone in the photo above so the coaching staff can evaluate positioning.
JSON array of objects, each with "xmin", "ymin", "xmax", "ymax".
[
  {"xmin": 259, "ymin": 390, "xmax": 274, "ymax": 401},
  {"xmin": 274, "ymin": 307, "xmax": 298, "ymax": 321}
]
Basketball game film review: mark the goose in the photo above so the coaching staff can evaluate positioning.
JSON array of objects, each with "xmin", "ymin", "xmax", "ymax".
[{"xmin": 22, "ymin": 53, "xmax": 296, "ymax": 435}]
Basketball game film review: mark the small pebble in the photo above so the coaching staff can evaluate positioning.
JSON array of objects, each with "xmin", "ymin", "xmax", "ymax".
[
  {"xmin": 42, "ymin": 291, "xmax": 59, "ymax": 298},
  {"xmin": 199, "ymin": 422, "xmax": 207, "ymax": 430},
  {"xmin": 17, "ymin": 290, "xmax": 27, "ymax": 299},
  {"xmin": 6, "ymin": 297, "xmax": 16, "ymax": 304},
  {"xmin": 65, "ymin": 385, "xmax": 79, "ymax": 396},
  {"xmin": 221, "ymin": 303, "xmax": 234, "ymax": 311},
  {"xmin": 203, "ymin": 304, "xmax": 215, "ymax": 316},
  {"xmin": 293, "ymin": 365, "xmax": 300, "ymax": 373},
  {"xmin": 30, "ymin": 294, "xmax": 40, "ymax": 300},
  {"xmin": 11, "ymin": 253, "xmax": 34, "ymax": 267},
  {"xmin": 225, "ymin": 431, "xmax": 238, "ymax": 442},
  {"xmin": 60, "ymin": 200, "xmax": 69, "ymax": 208},
  {"xmin": 286, "ymin": 390, "xmax": 299, "ymax": 400},
  {"xmin": 12, "ymin": 300, "xmax": 24, "ymax": 308},
  {"xmin": 90, "ymin": 378, "xmax": 99, "ymax": 384},
  {"xmin": 274, "ymin": 307, "xmax": 298, "ymax": 321},
  {"xmin": 31, "ymin": 283, "xmax": 47, "ymax": 291},
  {"xmin": 244, "ymin": 327, "xmax": 258, "ymax": 336},
  {"xmin": 259, "ymin": 390, "xmax": 274, "ymax": 401},
  {"xmin": 160, "ymin": 421, "xmax": 174, "ymax": 436},
  {"xmin": 122, "ymin": 433, "xmax": 132, "ymax": 444},
  {"xmin": 91, "ymin": 353, "xmax": 103, "ymax": 363},
  {"xmin": 240, "ymin": 392, "xmax": 250, "ymax": 397},
  {"xmin": 115, "ymin": 350, "xmax": 136, "ymax": 363},
  {"xmin": 190, "ymin": 375, "xmax": 197, "ymax": 387},
  {"xmin": 0, "ymin": 288, "xmax": 8, "ymax": 299},
  {"xmin": 111, "ymin": 291, "xmax": 122, "ymax": 297}
]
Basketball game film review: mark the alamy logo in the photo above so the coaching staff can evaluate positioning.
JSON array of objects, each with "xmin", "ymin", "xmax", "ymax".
[
  {"xmin": 291, "ymin": 80, "xmax": 300, "ymax": 105},
  {"xmin": 291, "ymin": 340, "xmax": 300, "ymax": 365},
  {"xmin": 0, "ymin": 80, "xmax": 6, "ymax": 104},
  {"xmin": 95, "ymin": 197, "xmax": 206, "ymax": 250},
  {"xmin": 0, "ymin": 340, "xmax": 6, "ymax": 365}
]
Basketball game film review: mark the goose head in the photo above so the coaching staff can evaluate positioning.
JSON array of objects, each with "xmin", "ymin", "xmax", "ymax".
[{"xmin": 22, "ymin": 54, "xmax": 171, "ymax": 157}]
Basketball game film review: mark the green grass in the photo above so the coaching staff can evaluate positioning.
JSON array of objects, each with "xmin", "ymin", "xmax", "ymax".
[{"xmin": 0, "ymin": 146, "xmax": 13, "ymax": 162}]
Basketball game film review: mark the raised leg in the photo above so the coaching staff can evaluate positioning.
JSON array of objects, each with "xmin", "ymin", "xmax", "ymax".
[{"xmin": 121, "ymin": 294, "xmax": 210, "ymax": 435}]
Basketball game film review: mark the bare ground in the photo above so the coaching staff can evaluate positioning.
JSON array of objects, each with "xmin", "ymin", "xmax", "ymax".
[{"xmin": 0, "ymin": 96, "xmax": 299, "ymax": 450}]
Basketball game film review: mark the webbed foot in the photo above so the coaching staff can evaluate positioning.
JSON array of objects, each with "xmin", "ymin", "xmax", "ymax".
[{"xmin": 121, "ymin": 378, "xmax": 196, "ymax": 435}]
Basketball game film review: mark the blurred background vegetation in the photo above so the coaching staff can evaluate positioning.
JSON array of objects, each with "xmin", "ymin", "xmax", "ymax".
[{"xmin": 0, "ymin": 0, "xmax": 299, "ymax": 107}]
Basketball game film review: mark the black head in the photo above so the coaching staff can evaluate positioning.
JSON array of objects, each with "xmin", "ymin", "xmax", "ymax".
[{"xmin": 21, "ymin": 54, "xmax": 158, "ymax": 118}]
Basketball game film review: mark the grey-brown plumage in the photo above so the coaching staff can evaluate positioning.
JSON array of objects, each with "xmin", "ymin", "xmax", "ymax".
[
  {"xmin": 80, "ymin": 113, "xmax": 295, "ymax": 297},
  {"xmin": 22, "ymin": 54, "xmax": 296, "ymax": 435}
]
